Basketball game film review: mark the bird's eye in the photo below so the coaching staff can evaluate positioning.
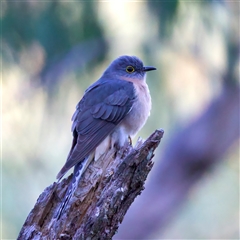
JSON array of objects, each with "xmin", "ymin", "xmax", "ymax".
[{"xmin": 126, "ymin": 66, "xmax": 135, "ymax": 73}]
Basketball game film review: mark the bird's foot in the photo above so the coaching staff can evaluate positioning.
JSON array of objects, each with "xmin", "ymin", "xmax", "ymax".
[
  {"xmin": 128, "ymin": 136, "xmax": 132, "ymax": 146},
  {"xmin": 114, "ymin": 139, "xmax": 131, "ymax": 159}
]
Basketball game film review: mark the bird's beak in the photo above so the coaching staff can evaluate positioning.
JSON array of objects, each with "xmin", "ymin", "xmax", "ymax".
[{"xmin": 143, "ymin": 66, "xmax": 157, "ymax": 72}]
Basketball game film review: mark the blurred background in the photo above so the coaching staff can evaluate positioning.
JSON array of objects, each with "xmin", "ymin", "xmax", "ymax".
[{"xmin": 1, "ymin": 1, "xmax": 239, "ymax": 239}]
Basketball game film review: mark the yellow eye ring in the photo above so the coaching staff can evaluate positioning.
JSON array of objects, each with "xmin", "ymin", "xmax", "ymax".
[{"xmin": 126, "ymin": 66, "xmax": 135, "ymax": 73}]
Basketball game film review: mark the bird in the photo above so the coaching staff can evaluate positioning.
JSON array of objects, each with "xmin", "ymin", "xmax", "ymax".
[{"xmin": 55, "ymin": 55, "xmax": 156, "ymax": 218}]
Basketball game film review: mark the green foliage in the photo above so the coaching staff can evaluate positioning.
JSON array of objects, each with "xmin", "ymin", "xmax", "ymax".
[
  {"xmin": 147, "ymin": 0, "xmax": 179, "ymax": 37},
  {"xmin": 1, "ymin": 1, "xmax": 106, "ymax": 62}
]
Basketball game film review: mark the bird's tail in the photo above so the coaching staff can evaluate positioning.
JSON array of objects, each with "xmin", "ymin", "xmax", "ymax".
[{"xmin": 55, "ymin": 154, "xmax": 94, "ymax": 220}]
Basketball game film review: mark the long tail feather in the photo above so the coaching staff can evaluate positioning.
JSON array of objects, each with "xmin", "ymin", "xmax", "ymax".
[{"xmin": 55, "ymin": 154, "xmax": 93, "ymax": 220}]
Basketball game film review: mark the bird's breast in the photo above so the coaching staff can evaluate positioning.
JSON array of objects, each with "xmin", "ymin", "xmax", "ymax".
[{"xmin": 122, "ymin": 82, "xmax": 151, "ymax": 137}]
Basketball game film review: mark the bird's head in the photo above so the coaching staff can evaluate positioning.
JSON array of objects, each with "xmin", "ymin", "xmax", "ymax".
[{"xmin": 103, "ymin": 55, "xmax": 156, "ymax": 80}]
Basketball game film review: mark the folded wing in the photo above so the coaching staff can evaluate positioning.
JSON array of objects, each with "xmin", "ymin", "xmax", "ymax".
[{"xmin": 57, "ymin": 79, "xmax": 136, "ymax": 179}]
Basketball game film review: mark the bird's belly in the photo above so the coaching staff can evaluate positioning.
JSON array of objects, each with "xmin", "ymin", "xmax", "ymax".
[
  {"xmin": 96, "ymin": 84, "xmax": 151, "ymax": 158},
  {"xmin": 122, "ymin": 88, "xmax": 151, "ymax": 137}
]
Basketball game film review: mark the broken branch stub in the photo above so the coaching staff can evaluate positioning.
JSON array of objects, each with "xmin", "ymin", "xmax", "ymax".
[{"xmin": 17, "ymin": 129, "xmax": 164, "ymax": 240}]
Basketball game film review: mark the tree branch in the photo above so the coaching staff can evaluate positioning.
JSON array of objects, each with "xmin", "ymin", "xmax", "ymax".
[{"xmin": 17, "ymin": 129, "xmax": 164, "ymax": 240}]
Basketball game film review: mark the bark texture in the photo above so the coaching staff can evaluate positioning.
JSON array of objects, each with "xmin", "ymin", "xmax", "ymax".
[{"xmin": 17, "ymin": 129, "xmax": 164, "ymax": 240}]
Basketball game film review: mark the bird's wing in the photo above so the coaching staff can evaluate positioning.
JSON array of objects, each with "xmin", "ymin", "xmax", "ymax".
[{"xmin": 56, "ymin": 79, "xmax": 136, "ymax": 179}]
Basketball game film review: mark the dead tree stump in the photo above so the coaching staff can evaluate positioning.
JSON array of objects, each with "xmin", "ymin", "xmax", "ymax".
[{"xmin": 17, "ymin": 129, "xmax": 164, "ymax": 240}]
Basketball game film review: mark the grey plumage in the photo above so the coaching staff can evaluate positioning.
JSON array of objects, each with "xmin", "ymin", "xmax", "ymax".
[
  {"xmin": 57, "ymin": 78, "xmax": 135, "ymax": 179},
  {"xmin": 56, "ymin": 55, "xmax": 156, "ymax": 218}
]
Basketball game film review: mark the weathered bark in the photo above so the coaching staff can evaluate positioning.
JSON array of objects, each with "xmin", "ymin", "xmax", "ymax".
[{"xmin": 17, "ymin": 129, "xmax": 164, "ymax": 240}]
